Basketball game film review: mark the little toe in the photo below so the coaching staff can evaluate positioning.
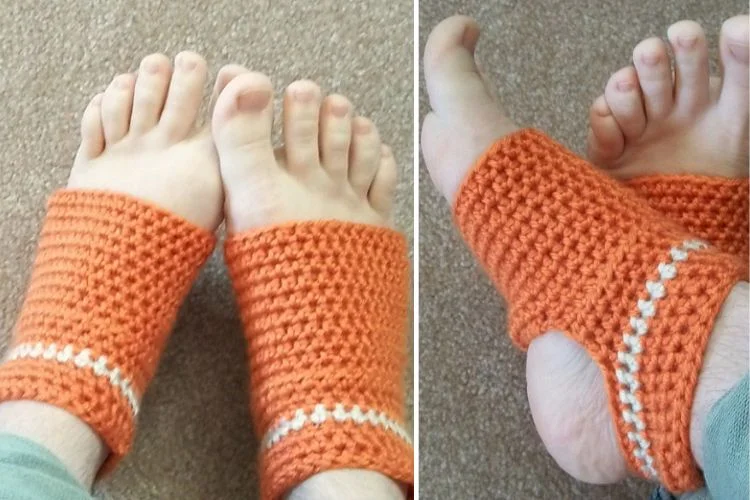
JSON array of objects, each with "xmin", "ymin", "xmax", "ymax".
[
  {"xmin": 667, "ymin": 20, "xmax": 710, "ymax": 114},
  {"xmin": 718, "ymin": 15, "xmax": 750, "ymax": 119},
  {"xmin": 587, "ymin": 95, "xmax": 625, "ymax": 167},
  {"xmin": 319, "ymin": 94, "xmax": 353, "ymax": 179},
  {"xmin": 130, "ymin": 53, "xmax": 172, "ymax": 134},
  {"xmin": 101, "ymin": 73, "xmax": 136, "ymax": 145},
  {"xmin": 604, "ymin": 67, "xmax": 646, "ymax": 141},
  {"xmin": 77, "ymin": 93, "xmax": 106, "ymax": 162},
  {"xmin": 632, "ymin": 37, "xmax": 674, "ymax": 120},
  {"xmin": 368, "ymin": 144, "xmax": 398, "ymax": 219},
  {"xmin": 348, "ymin": 116, "xmax": 382, "ymax": 195},
  {"xmin": 282, "ymin": 80, "xmax": 323, "ymax": 175},
  {"xmin": 158, "ymin": 51, "xmax": 208, "ymax": 140}
]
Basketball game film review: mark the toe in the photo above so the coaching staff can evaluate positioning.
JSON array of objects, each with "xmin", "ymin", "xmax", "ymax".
[
  {"xmin": 423, "ymin": 16, "xmax": 497, "ymax": 119},
  {"xmin": 212, "ymin": 72, "xmax": 275, "ymax": 169},
  {"xmin": 77, "ymin": 93, "xmax": 105, "ymax": 161},
  {"xmin": 101, "ymin": 73, "xmax": 136, "ymax": 145},
  {"xmin": 282, "ymin": 80, "xmax": 323, "ymax": 174},
  {"xmin": 158, "ymin": 51, "xmax": 208, "ymax": 140},
  {"xmin": 210, "ymin": 64, "xmax": 248, "ymax": 113},
  {"xmin": 718, "ymin": 15, "xmax": 749, "ymax": 118},
  {"xmin": 319, "ymin": 94, "xmax": 353, "ymax": 179},
  {"xmin": 368, "ymin": 145, "xmax": 398, "ymax": 219},
  {"xmin": 130, "ymin": 53, "xmax": 172, "ymax": 134},
  {"xmin": 587, "ymin": 95, "xmax": 625, "ymax": 167},
  {"xmin": 348, "ymin": 117, "xmax": 381, "ymax": 195},
  {"xmin": 604, "ymin": 67, "xmax": 646, "ymax": 141},
  {"xmin": 667, "ymin": 20, "xmax": 710, "ymax": 115},
  {"xmin": 632, "ymin": 37, "xmax": 674, "ymax": 120}
]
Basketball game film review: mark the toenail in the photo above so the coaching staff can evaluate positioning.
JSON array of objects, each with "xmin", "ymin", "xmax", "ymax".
[
  {"xmin": 237, "ymin": 89, "xmax": 271, "ymax": 112},
  {"xmin": 178, "ymin": 54, "xmax": 197, "ymax": 71},
  {"xmin": 640, "ymin": 52, "xmax": 661, "ymax": 66},
  {"xmin": 675, "ymin": 35, "xmax": 698, "ymax": 49},
  {"xmin": 92, "ymin": 94, "xmax": 103, "ymax": 105},
  {"xmin": 616, "ymin": 80, "xmax": 635, "ymax": 92},
  {"xmin": 354, "ymin": 119, "xmax": 371, "ymax": 134},
  {"xmin": 330, "ymin": 101, "xmax": 349, "ymax": 117},
  {"xmin": 728, "ymin": 42, "xmax": 749, "ymax": 62},
  {"xmin": 141, "ymin": 58, "xmax": 161, "ymax": 74},
  {"xmin": 292, "ymin": 86, "xmax": 315, "ymax": 103}
]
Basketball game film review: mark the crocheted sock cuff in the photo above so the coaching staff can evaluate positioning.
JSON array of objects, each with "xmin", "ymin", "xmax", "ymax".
[
  {"xmin": 0, "ymin": 190, "xmax": 215, "ymax": 469},
  {"xmin": 453, "ymin": 129, "xmax": 744, "ymax": 492},
  {"xmin": 625, "ymin": 175, "xmax": 749, "ymax": 262},
  {"xmin": 225, "ymin": 221, "xmax": 413, "ymax": 500}
]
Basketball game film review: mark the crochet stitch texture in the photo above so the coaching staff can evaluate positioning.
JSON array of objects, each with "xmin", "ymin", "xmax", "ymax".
[
  {"xmin": 0, "ymin": 190, "xmax": 215, "ymax": 469},
  {"xmin": 453, "ymin": 129, "xmax": 744, "ymax": 492},
  {"xmin": 626, "ymin": 175, "xmax": 749, "ymax": 262},
  {"xmin": 225, "ymin": 221, "xmax": 413, "ymax": 500}
]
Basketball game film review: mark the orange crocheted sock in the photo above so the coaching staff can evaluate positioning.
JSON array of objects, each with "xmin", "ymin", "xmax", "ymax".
[
  {"xmin": 0, "ymin": 190, "xmax": 215, "ymax": 470},
  {"xmin": 625, "ymin": 175, "xmax": 749, "ymax": 262},
  {"xmin": 225, "ymin": 221, "xmax": 413, "ymax": 500},
  {"xmin": 453, "ymin": 129, "xmax": 745, "ymax": 493}
]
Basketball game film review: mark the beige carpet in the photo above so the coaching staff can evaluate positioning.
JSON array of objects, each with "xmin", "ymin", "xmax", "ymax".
[
  {"xmin": 0, "ymin": 1, "xmax": 412, "ymax": 498},
  {"xmin": 419, "ymin": 1, "xmax": 745, "ymax": 499}
]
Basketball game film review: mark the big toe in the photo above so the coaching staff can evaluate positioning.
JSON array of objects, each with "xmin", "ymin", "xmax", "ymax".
[
  {"xmin": 424, "ymin": 16, "xmax": 493, "ymax": 116},
  {"xmin": 212, "ymin": 72, "xmax": 276, "ymax": 180},
  {"xmin": 422, "ymin": 16, "xmax": 518, "ymax": 203},
  {"xmin": 718, "ymin": 15, "xmax": 750, "ymax": 119}
]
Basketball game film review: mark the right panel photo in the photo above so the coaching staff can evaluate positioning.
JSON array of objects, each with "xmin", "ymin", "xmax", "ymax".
[{"xmin": 419, "ymin": 1, "xmax": 749, "ymax": 499}]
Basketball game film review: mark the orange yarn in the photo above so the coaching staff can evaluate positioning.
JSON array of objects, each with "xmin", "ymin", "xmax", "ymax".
[
  {"xmin": 626, "ymin": 175, "xmax": 749, "ymax": 262},
  {"xmin": 0, "ymin": 190, "xmax": 215, "ymax": 470},
  {"xmin": 453, "ymin": 129, "xmax": 745, "ymax": 493},
  {"xmin": 225, "ymin": 221, "xmax": 413, "ymax": 500}
]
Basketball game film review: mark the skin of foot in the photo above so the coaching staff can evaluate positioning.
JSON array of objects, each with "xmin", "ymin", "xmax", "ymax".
[
  {"xmin": 0, "ymin": 51, "xmax": 225, "ymax": 488},
  {"xmin": 211, "ymin": 71, "xmax": 397, "ymax": 233},
  {"xmin": 587, "ymin": 16, "xmax": 749, "ymax": 180},
  {"xmin": 211, "ymin": 70, "xmax": 404, "ymax": 500},
  {"xmin": 422, "ymin": 15, "xmax": 749, "ymax": 486}
]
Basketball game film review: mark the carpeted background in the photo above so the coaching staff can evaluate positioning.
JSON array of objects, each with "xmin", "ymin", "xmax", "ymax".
[
  {"xmin": 419, "ymin": 0, "xmax": 745, "ymax": 499},
  {"xmin": 0, "ymin": 1, "xmax": 412, "ymax": 499}
]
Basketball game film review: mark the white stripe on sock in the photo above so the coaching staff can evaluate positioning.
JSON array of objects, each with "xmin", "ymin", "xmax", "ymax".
[
  {"xmin": 616, "ymin": 239, "xmax": 707, "ymax": 480},
  {"xmin": 5, "ymin": 342, "xmax": 140, "ymax": 416},
  {"xmin": 262, "ymin": 403, "xmax": 413, "ymax": 450}
]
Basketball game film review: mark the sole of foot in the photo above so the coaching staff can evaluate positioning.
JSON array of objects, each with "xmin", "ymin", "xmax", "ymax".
[
  {"xmin": 210, "ymin": 69, "xmax": 397, "ymax": 233},
  {"xmin": 68, "ymin": 51, "xmax": 224, "ymax": 231},
  {"xmin": 423, "ymin": 15, "xmax": 749, "ymax": 485},
  {"xmin": 588, "ymin": 15, "xmax": 749, "ymax": 180}
]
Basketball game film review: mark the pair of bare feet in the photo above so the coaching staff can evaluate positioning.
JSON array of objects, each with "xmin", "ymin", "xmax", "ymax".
[
  {"xmin": 69, "ymin": 52, "xmax": 397, "ymax": 238},
  {"xmin": 422, "ymin": 14, "xmax": 748, "ymax": 486}
]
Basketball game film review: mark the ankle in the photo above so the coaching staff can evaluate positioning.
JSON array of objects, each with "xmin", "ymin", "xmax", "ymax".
[{"xmin": 690, "ymin": 281, "xmax": 749, "ymax": 468}]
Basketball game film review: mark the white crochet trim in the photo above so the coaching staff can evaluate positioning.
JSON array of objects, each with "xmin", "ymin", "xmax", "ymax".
[
  {"xmin": 262, "ymin": 403, "xmax": 413, "ymax": 450},
  {"xmin": 615, "ymin": 239, "xmax": 708, "ymax": 479},
  {"xmin": 6, "ymin": 342, "xmax": 140, "ymax": 416}
]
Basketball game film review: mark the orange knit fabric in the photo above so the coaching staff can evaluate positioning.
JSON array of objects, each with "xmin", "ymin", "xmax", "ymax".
[
  {"xmin": 453, "ymin": 129, "xmax": 745, "ymax": 493},
  {"xmin": 0, "ymin": 190, "xmax": 215, "ymax": 470},
  {"xmin": 225, "ymin": 221, "xmax": 413, "ymax": 500},
  {"xmin": 626, "ymin": 175, "xmax": 749, "ymax": 262}
]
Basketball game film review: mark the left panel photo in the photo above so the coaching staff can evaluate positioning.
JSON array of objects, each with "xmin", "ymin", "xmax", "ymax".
[{"xmin": 0, "ymin": 1, "xmax": 414, "ymax": 499}]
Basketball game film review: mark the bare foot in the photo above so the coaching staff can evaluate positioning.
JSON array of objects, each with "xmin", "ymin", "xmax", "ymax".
[
  {"xmin": 67, "ymin": 51, "xmax": 224, "ymax": 231},
  {"xmin": 422, "ymin": 15, "xmax": 749, "ymax": 487},
  {"xmin": 210, "ymin": 70, "xmax": 397, "ymax": 232},
  {"xmin": 587, "ymin": 16, "xmax": 749, "ymax": 180}
]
